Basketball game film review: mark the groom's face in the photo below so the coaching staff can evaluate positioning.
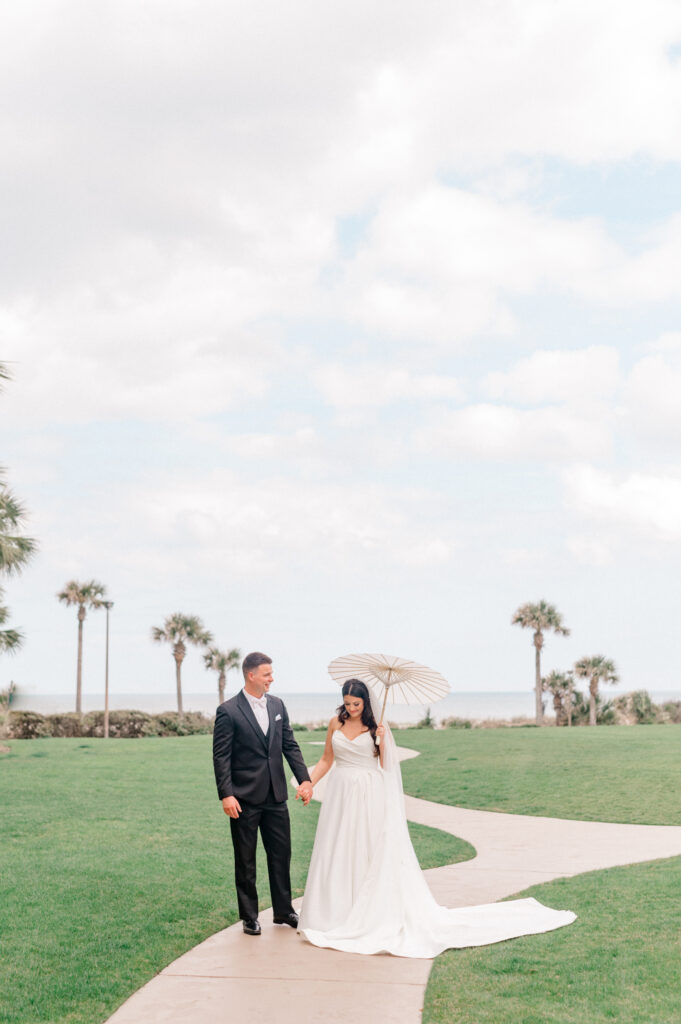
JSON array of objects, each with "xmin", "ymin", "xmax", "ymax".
[{"xmin": 248, "ymin": 662, "xmax": 273, "ymax": 696}]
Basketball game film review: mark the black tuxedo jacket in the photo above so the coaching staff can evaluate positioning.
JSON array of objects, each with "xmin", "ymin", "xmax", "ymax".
[{"xmin": 212, "ymin": 690, "xmax": 311, "ymax": 805}]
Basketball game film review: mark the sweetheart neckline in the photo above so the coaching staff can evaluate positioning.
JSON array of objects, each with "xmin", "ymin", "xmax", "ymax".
[{"xmin": 335, "ymin": 728, "xmax": 371, "ymax": 744}]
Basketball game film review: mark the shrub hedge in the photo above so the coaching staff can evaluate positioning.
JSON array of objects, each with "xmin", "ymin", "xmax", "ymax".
[{"xmin": 8, "ymin": 710, "xmax": 214, "ymax": 740}]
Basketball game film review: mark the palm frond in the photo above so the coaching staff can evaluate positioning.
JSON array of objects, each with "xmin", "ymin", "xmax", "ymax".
[
  {"xmin": 0, "ymin": 626, "xmax": 23, "ymax": 652},
  {"xmin": 511, "ymin": 599, "xmax": 569, "ymax": 635},
  {"xmin": 0, "ymin": 487, "xmax": 37, "ymax": 575},
  {"xmin": 57, "ymin": 579, "xmax": 108, "ymax": 609},
  {"xmin": 151, "ymin": 613, "xmax": 212, "ymax": 648}
]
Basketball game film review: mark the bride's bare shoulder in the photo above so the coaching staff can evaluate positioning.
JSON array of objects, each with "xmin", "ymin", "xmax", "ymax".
[{"xmin": 328, "ymin": 716, "xmax": 341, "ymax": 732}]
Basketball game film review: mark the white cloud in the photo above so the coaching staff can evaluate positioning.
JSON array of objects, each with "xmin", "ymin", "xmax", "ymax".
[
  {"xmin": 415, "ymin": 404, "xmax": 611, "ymax": 462},
  {"xmin": 484, "ymin": 347, "xmax": 620, "ymax": 405},
  {"xmin": 566, "ymin": 535, "xmax": 614, "ymax": 566},
  {"xmin": 128, "ymin": 470, "xmax": 457, "ymax": 575},
  {"xmin": 313, "ymin": 363, "xmax": 463, "ymax": 407},
  {"xmin": 565, "ymin": 464, "xmax": 681, "ymax": 541},
  {"xmin": 340, "ymin": 185, "xmax": 620, "ymax": 343},
  {"xmin": 622, "ymin": 337, "xmax": 681, "ymax": 442},
  {"xmin": 5, "ymin": 0, "xmax": 681, "ymax": 698},
  {"xmin": 0, "ymin": 256, "xmax": 286, "ymax": 425}
]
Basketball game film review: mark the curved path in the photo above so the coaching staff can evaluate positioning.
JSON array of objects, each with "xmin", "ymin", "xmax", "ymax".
[{"xmin": 106, "ymin": 748, "xmax": 681, "ymax": 1024}]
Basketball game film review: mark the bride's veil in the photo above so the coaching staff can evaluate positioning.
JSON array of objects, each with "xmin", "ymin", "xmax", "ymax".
[{"xmin": 367, "ymin": 689, "xmax": 408, "ymax": 820}]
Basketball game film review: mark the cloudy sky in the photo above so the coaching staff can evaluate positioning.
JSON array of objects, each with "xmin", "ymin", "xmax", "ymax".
[{"xmin": 3, "ymin": 0, "xmax": 681, "ymax": 705}]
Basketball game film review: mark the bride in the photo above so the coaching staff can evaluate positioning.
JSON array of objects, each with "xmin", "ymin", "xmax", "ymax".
[{"xmin": 297, "ymin": 679, "xmax": 576, "ymax": 958}]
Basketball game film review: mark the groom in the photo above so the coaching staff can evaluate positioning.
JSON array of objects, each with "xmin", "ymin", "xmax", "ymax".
[{"xmin": 213, "ymin": 651, "xmax": 313, "ymax": 935}]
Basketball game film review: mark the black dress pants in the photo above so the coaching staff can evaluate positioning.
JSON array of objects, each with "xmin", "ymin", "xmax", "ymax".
[{"xmin": 229, "ymin": 791, "xmax": 294, "ymax": 922}]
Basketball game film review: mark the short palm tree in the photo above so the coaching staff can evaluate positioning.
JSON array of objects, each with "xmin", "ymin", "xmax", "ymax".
[
  {"xmin": 542, "ymin": 670, "xmax": 574, "ymax": 727},
  {"xmin": 57, "ymin": 580, "xmax": 107, "ymax": 713},
  {"xmin": 512, "ymin": 600, "xmax": 570, "ymax": 726},
  {"xmin": 151, "ymin": 613, "xmax": 213, "ymax": 716},
  {"xmin": 203, "ymin": 646, "xmax": 242, "ymax": 704},
  {"xmin": 574, "ymin": 655, "xmax": 619, "ymax": 726}
]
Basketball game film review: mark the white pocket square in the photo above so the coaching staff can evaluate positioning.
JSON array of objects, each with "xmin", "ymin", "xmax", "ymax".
[{"xmin": 275, "ymin": 714, "xmax": 282, "ymax": 721}]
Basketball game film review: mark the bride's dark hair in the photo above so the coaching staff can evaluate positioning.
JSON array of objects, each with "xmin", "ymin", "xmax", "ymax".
[{"xmin": 337, "ymin": 678, "xmax": 379, "ymax": 757}]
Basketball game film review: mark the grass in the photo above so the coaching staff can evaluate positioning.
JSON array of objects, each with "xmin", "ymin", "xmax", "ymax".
[
  {"xmin": 424, "ymin": 859, "xmax": 681, "ymax": 1024},
  {"xmin": 381, "ymin": 725, "xmax": 681, "ymax": 1024},
  {"xmin": 6, "ymin": 725, "xmax": 681, "ymax": 1024},
  {"xmin": 0, "ymin": 735, "xmax": 470, "ymax": 1024},
  {"xmin": 396, "ymin": 724, "xmax": 681, "ymax": 824}
]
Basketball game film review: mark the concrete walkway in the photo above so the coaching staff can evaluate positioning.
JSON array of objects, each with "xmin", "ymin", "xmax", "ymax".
[{"xmin": 106, "ymin": 749, "xmax": 681, "ymax": 1024}]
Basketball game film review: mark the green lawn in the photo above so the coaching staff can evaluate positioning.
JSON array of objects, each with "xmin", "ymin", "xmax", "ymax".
[
  {"xmin": 0, "ymin": 735, "xmax": 470, "ymax": 1024},
  {"xmin": 424, "ymin": 859, "xmax": 681, "ymax": 1024},
  {"xmin": 6, "ymin": 726, "xmax": 681, "ymax": 1024},
  {"xmin": 396, "ymin": 724, "xmax": 681, "ymax": 824},
  {"xmin": 383, "ymin": 725, "xmax": 681, "ymax": 1024}
]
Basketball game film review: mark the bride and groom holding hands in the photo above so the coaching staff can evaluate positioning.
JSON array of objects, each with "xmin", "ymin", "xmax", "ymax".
[{"xmin": 212, "ymin": 651, "xmax": 576, "ymax": 958}]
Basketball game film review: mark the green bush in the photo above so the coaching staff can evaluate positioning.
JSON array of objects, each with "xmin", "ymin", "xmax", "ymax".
[
  {"xmin": 152, "ymin": 711, "xmax": 213, "ymax": 736},
  {"xmin": 660, "ymin": 700, "xmax": 681, "ymax": 724},
  {"xmin": 84, "ymin": 710, "xmax": 156, "ymax": 739},
  {"xmin": 570, "ymin": 690, "xmax": 616, "ymax": 726},
  {"xmin": 9, "ymin": 708, "xmax": 215, "ymax": 739},
  {"xmin": 45, "ymin": 712, "xmax": 86, "ymax": 737},
  {"xmin": 9, "ymin": 711, "xmax": 51, "ymax": 739},
  {"xmin": 415, "ymin": 707, "xmax": 435, "ymax": 729},
  {"xmin": 614, "ymin": 690, "xmax": 658, "ymax": 725},
  {"xmin": 291, "ymin": 722, "xmax": 309, "ymax": 731}
]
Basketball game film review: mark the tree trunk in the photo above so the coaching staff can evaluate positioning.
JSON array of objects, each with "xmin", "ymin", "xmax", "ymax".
[
  {"xmin": 76, "ymin": 607, "xmax": 85, "ymax": 714},
  {"xmin": 552, "ymin": 692, "xmax": 564, "ymax": 726},
  {"xmin": 534, "ymin": 634, "xmax": 543, "ymax": 726},
  {"xmin": 218, "ymin": 670, "xmax": 226, "ymax": 705},
  {"xmin": 589, "ymin": 680, "xmax": 597, "ymax": 726},
  {"xmin": 174, "ymin": 647, "xmax": 185, "ymax": 717},
  {"xmin": 568, "ymin": 680, "xmax": 573, "ymax": 727}
]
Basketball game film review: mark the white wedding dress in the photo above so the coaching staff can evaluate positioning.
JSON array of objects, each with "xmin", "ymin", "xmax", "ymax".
[{"xmin": 298, "ymin": 728, "xmax": 576, "ymax": 958}]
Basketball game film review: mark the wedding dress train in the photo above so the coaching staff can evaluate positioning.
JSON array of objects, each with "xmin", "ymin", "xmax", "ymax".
[{"xmin": 299, "ymin": 729, "xmax": 576, "ymax": 958}]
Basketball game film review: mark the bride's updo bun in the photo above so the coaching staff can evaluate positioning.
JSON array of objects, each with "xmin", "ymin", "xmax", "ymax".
[{"xmin": 337, "ymin": 679, "xmax": 380, "ymax": 756}]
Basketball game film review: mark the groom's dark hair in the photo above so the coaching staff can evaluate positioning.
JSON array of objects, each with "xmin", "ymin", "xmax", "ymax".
[{"xmin": 242, "ymin": 651, "xmax": 272, "ymax": 680}]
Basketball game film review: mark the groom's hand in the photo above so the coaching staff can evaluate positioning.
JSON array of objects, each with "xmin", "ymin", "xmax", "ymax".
[
  {"xmin": 222, "ymin": 796, "xmax": 242, "ymax": 819},
  {"xmin": 296, "ymin": 781, "xmax": 313, "ymax": 806}
]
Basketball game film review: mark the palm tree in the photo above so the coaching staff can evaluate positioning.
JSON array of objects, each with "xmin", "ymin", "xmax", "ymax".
[
  {"xmin": 1, "ymin": 364, "xmax": 36, "ymax": 575},
  {"xmin": 574, "ymin": 655, "xmax": 619, "ymax": 726},
  {"xmin": 151, "ymin": 613, "xmax": 213, "ymax": 716},
  {"xmin": 0, "ymin": 484, "xmax": 37, "ymax": 576},
  {"xmin": 542, "ymin": 670, "xmax": 574, "ymax": 727},
  {"xmin": 0, "ymin": 594, "xmax": 23, "ymax": 654},
  {"xmin": 512, "ymin": 600, "xmax": 570, "ymax": 726},
  {"xmin": 1, "ymin": 365, "xmax": 37, "ymax": 661},
  {"xmin": 57, "ymin": 580, "xmax": 107, "ymax": 713},
  {"xmin": 203, "ymin": 645, "xmax": 242, "ymax": 704}
]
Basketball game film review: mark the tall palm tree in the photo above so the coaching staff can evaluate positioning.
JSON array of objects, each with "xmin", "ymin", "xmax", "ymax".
[
  {"xmin": 57, "ymin": 580, "xmax": 107, "ymax": 713},
  {"xmin": 151, "ymin": 613, "xmax": 213, "ymax": 716},
  {"xmin": 574, "ymin": 655, "xmax": 619, "ymax": 726},
  {"xmin": 542, "ymin": 670, "xmax": 574, "ymax": 727},
  {"xmin": 512, "ymin": 600, "xmax": 570, "ymax": 726},
  {"xmin": 203, "ymin": 645, "xmax": 242, "ymax": 704}
]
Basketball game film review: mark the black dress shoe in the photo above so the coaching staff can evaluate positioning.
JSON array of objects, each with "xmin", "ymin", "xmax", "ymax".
[
  {"xmin": 242, "ymin": 919, "xmax": 261, "ymax": 936},
  {"xmin": 273, "ymin": 911, "xmax": 299, "ymax": 928}
]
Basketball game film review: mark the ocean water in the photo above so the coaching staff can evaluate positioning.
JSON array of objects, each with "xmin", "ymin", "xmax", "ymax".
[{"xmin": 12, "ymin": 689, "xmax": 681, "ymax": 725}]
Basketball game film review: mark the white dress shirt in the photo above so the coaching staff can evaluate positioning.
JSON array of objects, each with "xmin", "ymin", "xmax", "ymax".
[{"xmin": 243, "ymin": 689, "xmax": 269, "ymax": 735}]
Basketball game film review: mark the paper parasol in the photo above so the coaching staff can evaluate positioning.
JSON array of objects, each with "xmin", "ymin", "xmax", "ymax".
[{"xmin": 327, "ymin": 652, "xmax": 450, "ymax": 725}]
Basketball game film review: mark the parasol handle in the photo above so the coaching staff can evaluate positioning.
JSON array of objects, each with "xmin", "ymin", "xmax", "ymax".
[{"xmin": 376, "ymin": 686, "xmax": 389, "ymax": 744}]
